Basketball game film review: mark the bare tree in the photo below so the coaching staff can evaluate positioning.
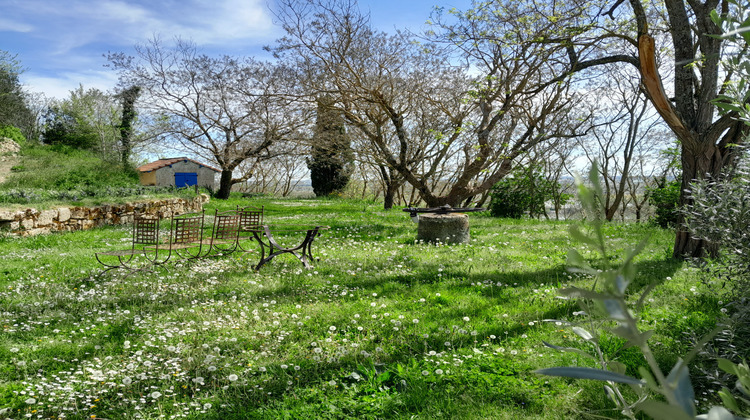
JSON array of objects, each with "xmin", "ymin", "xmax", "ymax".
[
  {"xmin": 240, "ymin": 141, "xmax": 308, "ymax": 197},
  {"xmin": 272, "ymin": 0, "xmax": 588, "ymax": 208},
  {"xmin": 523, "ymin": 139, "xmax": 578, "ymax": 220},
  {"xmin": 108, "ymin": 38, "xmax": 308, "ymax": 199},
  {"xmin": 625, "ymin": 138, "xmax": 675, "ymax": 222},
  {"xmin": 576, "ymin": 65, "xmax": 671, "ymax": 221}
]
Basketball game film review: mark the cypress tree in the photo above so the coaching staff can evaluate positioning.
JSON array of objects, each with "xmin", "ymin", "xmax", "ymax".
[{"xmin": 308, "ymin": 95, "xmax": 353, "ymax": 196}]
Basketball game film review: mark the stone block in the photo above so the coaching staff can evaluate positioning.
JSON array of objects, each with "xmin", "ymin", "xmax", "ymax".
[
  {"xmin": 57, "ymin": 208, "xmax": 71, "ymax": 222},
  {"xmin": 21, "ymin": 217, "xmax": 34, "ymax": 230},
  {"xmin": 27, "ymin": 227, "xmax": 51, "ymax": 236},
  {"xmin": 70, "ymin": 208, "xmax": 87, "ymax": 219},
  {"xmin": 0, "ymin": 210, "xmax": 17, "ymax": 221},
  {"xmin": 37, "ymin": 210, "xmax": 57, "ymax": 226}
]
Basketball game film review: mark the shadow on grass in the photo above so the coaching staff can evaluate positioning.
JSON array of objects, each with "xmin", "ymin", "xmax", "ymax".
[
  {"xmin": 373, "ymin": 261, "xmax": 570, "ymax": 288},
  {"xmin": 628, "ymin": 257, "xmax": 684, "ymax": 294}
]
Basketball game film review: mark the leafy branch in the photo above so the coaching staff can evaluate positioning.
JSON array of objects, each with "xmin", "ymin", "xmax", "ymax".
[{"xmin": 536, "ymin": 163, "xmax": 748, "ymax": 420}]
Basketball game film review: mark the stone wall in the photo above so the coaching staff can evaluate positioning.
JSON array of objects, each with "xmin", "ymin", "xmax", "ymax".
[{"xmin": 0, "ymin": 195, "xmax": 208, "ymax": 236}]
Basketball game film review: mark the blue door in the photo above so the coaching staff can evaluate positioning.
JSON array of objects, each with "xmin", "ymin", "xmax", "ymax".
[{"xmin": 175, "ymin": 172, "xmax": 198, "ymax": 188}]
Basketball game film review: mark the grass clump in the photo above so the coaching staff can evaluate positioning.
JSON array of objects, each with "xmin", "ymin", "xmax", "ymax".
[
  {"xmin": 0, "ymin": 144, "xmax": 202, "ymax": 208},
  {"xmin": 1, "ymin": 144, "xmax": 138, "ymax": 190}
]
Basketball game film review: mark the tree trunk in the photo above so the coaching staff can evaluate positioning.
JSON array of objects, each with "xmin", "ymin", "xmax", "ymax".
[
  {"xmin": 671, "ymin": 139, "xmax": 728, "ymax": 258},
  {"xmin": 383, "ymin": 183, "xmax": 397, "ymax": 210},
  {"xmin": 216, "ymin": 169, "xmax": 233, "ymax": 199}
]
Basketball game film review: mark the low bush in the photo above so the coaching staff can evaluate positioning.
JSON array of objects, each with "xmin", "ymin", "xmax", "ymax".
[
  {"xmin": 489, "ymin": 168, "xmax": 561, "ymax": 218},
  {"xmin": 0, "ymin": 124, "xmax": 26, "ymax": 146},
  {"xmin": 0, "ymin": 185, "xmax": 196, "ymax": 205},
  {"xmin": 1, "ymin": 144, "xmax": 138, "ymax": 191},
  {"xmin": 646, "ymin": 179, "xmax": 681, "ymax": 228}
]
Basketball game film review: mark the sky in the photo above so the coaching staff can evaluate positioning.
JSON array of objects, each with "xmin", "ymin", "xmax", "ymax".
[{"xmin": 1, "ymin": 0, "xmax": 473, "ymax": 99}]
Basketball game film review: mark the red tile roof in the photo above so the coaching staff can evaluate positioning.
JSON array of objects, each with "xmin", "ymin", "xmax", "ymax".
[{"xmin": 136, "ymin": 157, "xmax": 221, "ymax": 173}]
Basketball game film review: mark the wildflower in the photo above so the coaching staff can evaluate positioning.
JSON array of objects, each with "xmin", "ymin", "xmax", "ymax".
[
  {"xmin": 463, "ymin": 317, "xmax": 470, "ymax": 322},
  {"xmin": 228, "ymin": 374, "xmax": 238, "ymax": 382},
  {"xmin": 25, "ymin": 398, "xmax": 36, "ymax": 404},
  {"xmin": 150, "ymin": 391, "xmax": 162, "ymax": 399},
  {"xmin": 329, "ymin": 326, "xmax": 336, "ymax": 332},
  {"xmin": 435, "ymin": 369, "xmax": 444, "ymax": 375},
  {"xmin": 10, "ymin": 348, "xmax": 19, "ymax": 353},
  {"xmin": 122, "ymin": 377, "xmax": 132, "ymax": 385},
  {"xmin": 413, "ymin": 319, "xmax": 419, "ymax": 324},
  {"xmin": 422, "ymin": 370, "xmax": 429, "ymax": 376}
]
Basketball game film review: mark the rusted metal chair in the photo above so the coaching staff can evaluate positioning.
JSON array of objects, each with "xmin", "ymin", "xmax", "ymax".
[
  {"xmin": 236, "ymin": 205, "xmax": 264, "ymax": 252},
  {"xmin": 95, "ymin": 214, "xmax": 169, "ymax": 275},
  {"xmin": 202, "ymin": 209, "xmax": 241, "ymax": 257},
  {"xmin": 167, "ymin": 211, "xmax": 206, "ymax": 261}
]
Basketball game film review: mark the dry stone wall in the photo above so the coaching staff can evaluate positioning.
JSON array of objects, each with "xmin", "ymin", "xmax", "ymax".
[{"xmin": 0, "ymin": 195, "xmax": 208, "ymax": 236}]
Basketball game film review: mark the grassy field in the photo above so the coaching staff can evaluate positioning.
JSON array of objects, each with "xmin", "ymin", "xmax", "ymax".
[{"xmin": 0, "ymin": 196, "xmax": 725, "ymax": 419}]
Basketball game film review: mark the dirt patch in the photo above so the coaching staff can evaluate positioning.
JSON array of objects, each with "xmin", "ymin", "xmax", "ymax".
[{"xmin": 0, "ymin": 138, "xmax": 21, "ymax": 184}]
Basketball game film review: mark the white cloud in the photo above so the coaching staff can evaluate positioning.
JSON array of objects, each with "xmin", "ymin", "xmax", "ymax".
[
  {"xmin": 23, "ymin": 70, "xmax": 119, "ymax": 100},
  {"xmin": 0, "ymin": 17, "xmax": 34, "ymax": 32},
  {"xmin": 4, "ymin": 0, "xmax": 279, "ymax": 98},
  {"xmin": 5, "ymin": 0, "xmax": 276, "ymax": 54}
]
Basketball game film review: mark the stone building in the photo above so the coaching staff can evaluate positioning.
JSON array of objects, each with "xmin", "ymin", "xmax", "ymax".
[{"xmin": 137, "ymin": 157, "xmax": 219, "ymax": 189}]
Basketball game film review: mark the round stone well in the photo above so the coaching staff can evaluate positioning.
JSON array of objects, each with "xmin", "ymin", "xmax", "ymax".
[{"xmin": 416, "ymin": 212, "xmax": 470, "ymax": 244}]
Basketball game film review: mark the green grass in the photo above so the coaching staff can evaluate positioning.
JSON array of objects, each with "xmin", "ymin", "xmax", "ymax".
[
  {"xmin": 0, "ymin": 196, "xmax": 726, "ymax": 419},
  {"xmin": 2, "ymin": 144, "xmax": 139, "ymax": 189},
  {"xmin": 0, "ymin": 144, "xmax": 205, "ymax": 209}
]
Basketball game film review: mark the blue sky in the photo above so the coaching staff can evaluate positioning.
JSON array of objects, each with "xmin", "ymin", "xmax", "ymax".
[{"xmin": 1, "ymin": 0, "xmax": 472, "ymax": 99}]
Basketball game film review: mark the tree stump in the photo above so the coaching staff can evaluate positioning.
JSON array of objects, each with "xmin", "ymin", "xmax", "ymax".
[{"xmin": 417, "ymin": 213, "xmax": 470, "ymax": 244}]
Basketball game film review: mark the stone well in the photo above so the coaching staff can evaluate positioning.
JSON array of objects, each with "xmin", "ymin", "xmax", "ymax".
[{"xmin": 416, "ymin": 213, "xmax": 470, "ymax": 244}]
